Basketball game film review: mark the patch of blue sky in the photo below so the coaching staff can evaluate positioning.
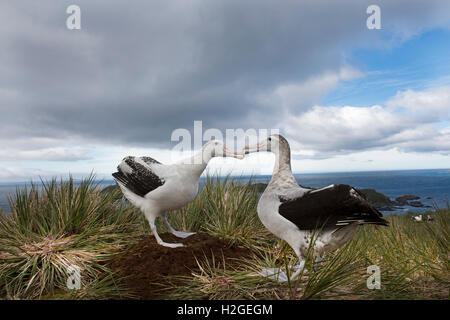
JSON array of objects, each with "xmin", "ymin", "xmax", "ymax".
[
  {"xmin": 436, "ymin": 121, "xmax": 450, "ymax": 130},
  {"xmin": 323, "ymin": 28, "xmax": 450, "ymax": 107}
]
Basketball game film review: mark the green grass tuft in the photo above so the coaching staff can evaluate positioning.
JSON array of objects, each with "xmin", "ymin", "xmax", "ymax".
[
  {"xmin": 0, "ymin": 175, "xmax": 145, "ymax": 299},
  {"xmin": 160, "ymin": 175, "xmax": 269, "ymax": 248},
  {"xmin": 1, "ymin": 174, "xmax": 448, "ymax": 300}
]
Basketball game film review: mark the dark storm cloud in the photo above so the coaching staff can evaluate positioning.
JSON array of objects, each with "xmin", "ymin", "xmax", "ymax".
[{"xmin": 1, "ymin": 0, "xmax": 449, "ymax": 152}]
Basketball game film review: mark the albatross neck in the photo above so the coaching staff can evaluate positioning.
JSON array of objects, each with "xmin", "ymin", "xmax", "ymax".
[
  {"xmin": 183, "ymin": 149, "xmax": 212, "ymax": 177},
  {"xmin": 268, "ymin": 143, "xmax": 298, "ymax": 189}
]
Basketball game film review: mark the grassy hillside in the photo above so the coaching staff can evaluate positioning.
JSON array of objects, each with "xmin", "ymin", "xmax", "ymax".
[{"xmin": 0, "ymin": 175, "xmax": 448, "ymax": 300}]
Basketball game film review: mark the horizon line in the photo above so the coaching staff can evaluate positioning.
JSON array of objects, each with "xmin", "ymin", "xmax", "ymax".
[{"xmin": 0, "ymin": 167, "xmax": 449, "ymax": 185}]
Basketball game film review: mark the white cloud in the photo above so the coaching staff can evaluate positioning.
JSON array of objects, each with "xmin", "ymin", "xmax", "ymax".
[
  {"xmin": 386, "ymin": 125, "xmax": 450, "ymax": 153},
  {"xmin": 253, "ymin": 66, "xmax": 363, "ymax": 116},
  {"xmin": 0, "ymin": 166, "xmax": 56, "ymax": 182},
  {"xmin": 0, "ymin": 137, "xmax": 91, "ymax": 161},
  {"xmin": 1, "ymin": 1, "xmax": 450, "ymax": 181},
  {"xmin": 283, "ymin": 105, "xmax": 405, "ymax": 152},
  {"xmin": 0, "ymin": 147, "xmax": 90, "ymax": 162},
  {"xmin": 281, "ymin": 86, "xmax": 450, "ymax": 157},
  {"xmin": 289, "ymin": 148, "xmax": 450, "ymax": 174},
  {"xmin": 2, "ymin": 84, "xmax": 449, "ymax": 180},
  {"xmin": 386, "ymin": 86, "xmax": 450, "ymax": 119}
]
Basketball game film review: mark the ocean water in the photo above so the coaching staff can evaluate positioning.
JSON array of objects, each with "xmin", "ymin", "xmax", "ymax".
[
  {"xmin": 0, "ymin": 169, "xmax": 449, "ymax": 215},
  {"xmin": 246, "ymin": 169, "xmax": 450, "ymax": 214}
]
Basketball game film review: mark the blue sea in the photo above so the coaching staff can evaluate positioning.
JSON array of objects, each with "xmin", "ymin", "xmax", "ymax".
[
  {"xmin": 0, "ymin": 169, "xmax": 449, "ymax": 215},
  {"xmin": 248, "ymin": 169, "xmax": 450, "ymax": 215}
]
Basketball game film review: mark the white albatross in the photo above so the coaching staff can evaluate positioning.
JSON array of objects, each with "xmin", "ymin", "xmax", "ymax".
[
  {"xmin": 243, "ymin": 134, "xmax": 388, "ymax": 281},
  {"xmin": 113, "ymin": 140, "xmax": 243, "ymax": 248}
]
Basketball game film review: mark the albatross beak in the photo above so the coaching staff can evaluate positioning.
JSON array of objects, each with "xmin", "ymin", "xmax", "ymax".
[
  {"xmin": 243, "ymin": 141, "xmax": 265, "ymax": 154},
  {"xmin": 223, "ymin": 146, "xmax": 245, "ymax": 159}
]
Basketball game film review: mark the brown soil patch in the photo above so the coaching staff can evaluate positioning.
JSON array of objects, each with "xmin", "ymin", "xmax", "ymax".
[{"xmin": 106, "ymin": 232, "xmax": 253, "ymax": 299}]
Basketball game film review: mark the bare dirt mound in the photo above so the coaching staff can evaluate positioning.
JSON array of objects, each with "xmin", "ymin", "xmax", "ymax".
[{"xmin": 107, "ymin": 232, "xmax": 253, "ymax": 299}]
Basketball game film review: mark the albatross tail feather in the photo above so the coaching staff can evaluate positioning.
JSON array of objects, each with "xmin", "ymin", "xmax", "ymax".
[
  {"xmin": 359, "ymin": 215, "xmax": 389, "ymax": 226},
  {"xmin": 359, "ymin": 217, "xmax": 389, "ymax": 226},
  {"xmin": 112, "ymin": 171, "xmax": 125, "ymax": 185}
]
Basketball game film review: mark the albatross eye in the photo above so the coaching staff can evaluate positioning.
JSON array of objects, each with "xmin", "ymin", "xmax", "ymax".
[{"xmin": 268, "ymin": 137, "xmax": 272, "ymax": 141}]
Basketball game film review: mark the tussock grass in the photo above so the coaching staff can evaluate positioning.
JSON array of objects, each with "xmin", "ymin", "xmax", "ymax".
[
  {"xmin": 0, "ymin": 175, "xmax": 145, "ymax": 299},
  {"xmin": 160, "ymin": 175, "xmax": 269, "ymax": 248},
  {"xmin": 163, "ymin": 195, "xmax": 449, "ymax": 300},
  {"xmin": 165, "ymin": 253, "xmax": 291, "ymax": 300},
  {"xmin": 200, "ymin": 175, "xmax": 267, "ymax": 247},
  {"xmin": 352, "ymin": 210, "xmax": 449, "ymax": 299},
  {"xmin": 0, "ymin": 174, "xmax": 448, "ymax": 300}
]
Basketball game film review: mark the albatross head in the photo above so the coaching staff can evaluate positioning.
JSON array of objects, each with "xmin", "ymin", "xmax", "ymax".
[
  {"xmin": 203, "ymin": 140, "xmax": 245, "ymax": 159},
  {"xmin": 243, "ymin": 134, "xmax": 290, "ymax": 155}
]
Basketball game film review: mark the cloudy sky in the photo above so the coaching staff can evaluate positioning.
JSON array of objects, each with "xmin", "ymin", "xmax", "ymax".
[{"xmin": 1, "ymin": 0, "xmax": 449, "ymax": 182}]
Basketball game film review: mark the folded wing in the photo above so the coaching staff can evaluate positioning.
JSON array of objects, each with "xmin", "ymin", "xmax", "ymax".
[
  {"xmin": 278, "ymin": 184, "xmax": 388, "ymax": 231},
  {"xmin": 112, "ymin": 156, "xmax": 165, "ymax": 197}
]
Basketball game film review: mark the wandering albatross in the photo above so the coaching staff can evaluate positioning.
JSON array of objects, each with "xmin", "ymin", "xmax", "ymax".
[
  {"xmin": 113, "ymin": 140, "xmax": 243, "ymax": 248},
  {"xmin": 244, "ymin": 134, "xmax": 388, "ymax": 281}
]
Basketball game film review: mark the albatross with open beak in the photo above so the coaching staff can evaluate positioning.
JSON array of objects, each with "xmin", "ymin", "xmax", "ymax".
[
  {"xmin": 244, "ymin": 134, "xmax": 388, "ymax": 281},
  {"xmin": 113, "ymin": 140, "xmax": 244, "ymax": 248}
]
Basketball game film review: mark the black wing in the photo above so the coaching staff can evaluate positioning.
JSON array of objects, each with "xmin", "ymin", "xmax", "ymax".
[
  {"xmin": 141, "ymin": 156, "xmax": 160, "ymax": 165},
  {"xmin": 278, "ymin": 184, "xmax": 388, "ymax": 231},
  {"xmin": 112, "ymin": 156, "xmax": 165, "ymax": 197}
]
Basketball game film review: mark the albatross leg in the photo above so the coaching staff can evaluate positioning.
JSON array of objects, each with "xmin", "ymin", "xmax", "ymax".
[
  {"xmin": 259, "ymin": 247, "xmax": 310, "ymax": 283},
  {"xmin": 259, "ymin": 260, "xmax": 308, "ymax": 282},
  {"xmin": 259, "ymin": 268, "xmax": 289, "ymax": 282},
  {"xmin": 287, "ymin": 260, "xmax": 308, "ymax": 281},
  {"xmin": 314, "ymin": 254, "xmax": 324, "ymax": 271},
  {"xmin": 146, "ymin": 211, "xmax": 184, "ymax": 248},
  {"xmin": 162, "ymin": 215, "xmax": 196, "ymax": 238}
]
